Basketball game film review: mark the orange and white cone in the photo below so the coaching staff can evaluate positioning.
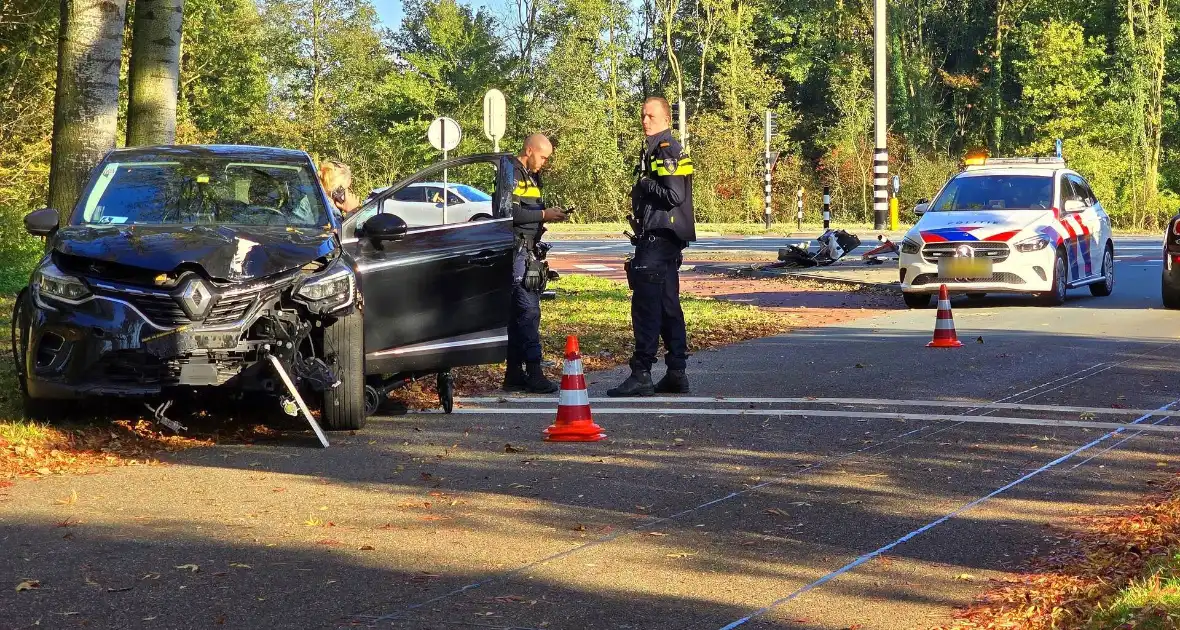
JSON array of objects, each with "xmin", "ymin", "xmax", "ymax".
[
  {"xmin": 543, "ymin": 336, "xmax": 606, "ymax": 442},
  {"xmin": 927, "ymin": 284, "xmax": 962, "ymax": 348}
]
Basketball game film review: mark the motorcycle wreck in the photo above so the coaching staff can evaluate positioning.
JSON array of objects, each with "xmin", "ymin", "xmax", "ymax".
[{"xmin": 771, "ymin": 229, "xmax": 862, "ymax": 268}]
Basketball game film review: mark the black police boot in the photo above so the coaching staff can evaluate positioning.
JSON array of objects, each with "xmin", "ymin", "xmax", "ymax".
[
  {"xmin": 502, "ymin": 363, "xmax": 527, "ymax": 392},
  {"xmin": 606, "ymin": 371, "xmax": 655, "ymax": 397},
  {"xmin": 654, "ymin": 369, "xmax": 690, "ymax": 394},
  {"xmin": 523, "ymin": 362, "xmax": 559, "ymax": 394}
]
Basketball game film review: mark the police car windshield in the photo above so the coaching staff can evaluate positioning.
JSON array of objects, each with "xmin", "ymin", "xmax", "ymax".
[
  {"xmin": 931, "ymin": 174, "xmax": 1053, "ymax": 212},
  {"xmin": 75, "ymin": 159, "xmax": 329, "ymax": 227}
]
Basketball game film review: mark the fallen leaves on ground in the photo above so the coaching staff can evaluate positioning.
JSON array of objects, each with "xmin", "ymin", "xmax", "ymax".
[
  {"xmin": 15, "ymin": 580, "xmax": 39, "ymax": 592},
  {"xmin": 932, "ymin": 472, "xmax": 1180, "ymax": 629},
  {"xmin": 0, "ymin": 419, "xmax": 213, "ymax": 479}
]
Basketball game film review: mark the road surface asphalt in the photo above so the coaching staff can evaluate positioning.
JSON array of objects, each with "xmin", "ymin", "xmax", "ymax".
[{"xmin": 1, "ymin": 236, "xmax": 1176, "ymax": 630}]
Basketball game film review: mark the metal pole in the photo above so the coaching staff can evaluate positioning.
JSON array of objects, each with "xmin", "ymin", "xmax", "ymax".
[
  {"xmin": 823, "ymin": 186, "xmax": 831, "ymax": 230},
  {"xmin": 872, "ymin": 0, "xmax": 888, "ymax": 230},
  {"xmin": 441, "ymin": 120, "xmax": 448, "ymax": 224},
  {"xmin": 764, "ymin": 110, "xmax": 772, "ymax": 229},
  {"xmin": 796, "ymin": 188, "xmax": 804, "ymax": 231}
]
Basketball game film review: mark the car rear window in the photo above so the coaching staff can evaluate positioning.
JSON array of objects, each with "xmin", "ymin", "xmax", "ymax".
[
  {"xmin": 931, "ymin": 174, "xmax": 1053, "ymax": 212},
  {"xmin": 76, "ymin": 159, "xmax": 330, "ymax": 228}
]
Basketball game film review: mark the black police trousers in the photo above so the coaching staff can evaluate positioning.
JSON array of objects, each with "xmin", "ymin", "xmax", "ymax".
[
  {"xmin": 627, "ymin": 234, "xmax": 687, "ymax": 373},
  {"xmin": 507, "ymin": 245, "xmax": 543, "ymax": 365}
]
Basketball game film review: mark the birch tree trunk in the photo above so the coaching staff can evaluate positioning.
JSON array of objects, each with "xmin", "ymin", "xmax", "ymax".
[
  {"xmin": 48, "ymin": 0, "xmax": 129, "ymax": 214},
  {"xmin": 126, "ymin": 0, "xmax": 183, "ymax": 146}
]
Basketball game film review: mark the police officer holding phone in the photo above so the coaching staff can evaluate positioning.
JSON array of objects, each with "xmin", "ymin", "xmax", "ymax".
[
  {"xmin": 608, "ymin": 97, "xmax": 696, "ymax": 397},
  {"xmin": 503, "ymin": 134, "xmax": 568, "ymax": 393}
]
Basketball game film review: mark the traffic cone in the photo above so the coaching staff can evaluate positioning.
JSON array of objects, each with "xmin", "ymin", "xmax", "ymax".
[
  {"xmin": 543, "ymin": 336, "xmax": 606, "ymax": 442},
  {"xmin": 927, "ymin": 284, "xmax": 962, "ymax": 348}
]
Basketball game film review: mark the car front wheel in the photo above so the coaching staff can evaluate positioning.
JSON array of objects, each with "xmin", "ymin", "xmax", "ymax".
[
  {"xmin": 1090, "ymin": 244, "xmax": 1114, "ymax": 297},
  {"xmin": 903, "ymin": 292, "xmax": 932, "ymax": 308},
  {"xmin": 1040, "ymin": 250, "xmax": 1067, "ymax": 306},
  {"xmin": 1163, "ymin": 270, "xmax": 1180, "ymax": 309},
  {"xmin": 320, "ymin": 311, "xmax": 366, "ymax": 431}
]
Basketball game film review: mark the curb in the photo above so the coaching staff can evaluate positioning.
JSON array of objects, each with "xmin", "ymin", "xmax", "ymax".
[{"xmin": 691, "ymin": 262, "xmax": 901, "ymax": 291}]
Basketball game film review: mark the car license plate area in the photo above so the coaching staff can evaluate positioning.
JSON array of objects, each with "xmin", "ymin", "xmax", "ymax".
[
  {"xmin": 938, "ymin": 257, "xmax": 992, "ymax": 279},
  {"xmin": 141, "ymin": 327, "xmax": 239, "ymax": 357}
]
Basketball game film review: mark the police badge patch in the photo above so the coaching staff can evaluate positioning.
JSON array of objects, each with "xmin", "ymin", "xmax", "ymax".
[{"xmin": 662, "ymin": 157, "xmax": 678, "ymax": 175}]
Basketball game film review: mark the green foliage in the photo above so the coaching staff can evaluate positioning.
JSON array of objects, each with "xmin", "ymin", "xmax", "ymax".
[
  {"xmin": 1015, "ymin": 20, "xmax": 1106, "ymax": 145},
  {"xmin": 10, "ymin": 0, "xmax": 1180, "ymax": 257}
]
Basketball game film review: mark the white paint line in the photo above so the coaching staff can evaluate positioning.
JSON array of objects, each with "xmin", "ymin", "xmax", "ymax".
[
  {"xmin": 572, "ymin": 264, "xmax": 615, "ymax": 271},
  {"xmin": 458, "ymin": 396, "xmax": 1175, "ymax": 418},
  {"xmin": 449, "ymin": 407, "xmax": 1180, "ymax": 434},
  {"xmin": 357, "ymin": 361, "xmax": 1121, "ymax": 624},
  {"xmin": 717, "ymin": 396, "xmax": 1180, "ymax": 629}
]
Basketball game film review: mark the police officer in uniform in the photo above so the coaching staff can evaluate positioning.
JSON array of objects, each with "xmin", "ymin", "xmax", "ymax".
[
  {"xmin": 608, "ymin": 97, "xmax": 696, "ymax": 397},
  {"xmin": 503, "ymin": 134, "xmax": 568, "ymax": 393}
]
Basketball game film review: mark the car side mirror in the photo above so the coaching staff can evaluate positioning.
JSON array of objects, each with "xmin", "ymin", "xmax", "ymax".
[
  {"xmin": 25, "ymin": 207, "xmax": 59, "ymax": 237},
  {"xmin": 363, "ymin": 212, "xmax": 407, "ymax": 247},
  {"xmin": 914, "ymin": 201, "xmax": 929, "ymax": 217},
  {"xmin": 1063, "ymin": 199, "xmax": 1087, "ymax": 214}
]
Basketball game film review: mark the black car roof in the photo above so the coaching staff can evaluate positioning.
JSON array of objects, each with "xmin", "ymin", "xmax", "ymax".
[{"xmin": 106, "ymin": 144, "xmax": 313, "ymax": 165}]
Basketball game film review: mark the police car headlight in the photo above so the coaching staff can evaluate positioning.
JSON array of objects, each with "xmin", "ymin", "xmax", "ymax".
[
  {"xmin": 34, "ymin": 263, "xmax": 90, "ymax": 303},
  {"xmin": 901, "ymin": 238, "xmax": 921, "ymax": 255},
  {"xmin": 1015, "ymin": 236, "xmax": 1050, "ymax": 253},
  {"xmin": 297, "ymin": 267, "xmax": 355, "ymax": 311}
]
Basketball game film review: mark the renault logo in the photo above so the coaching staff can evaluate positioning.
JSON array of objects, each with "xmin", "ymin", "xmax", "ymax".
[{"xmin": 176, "ymin": 278, "xmax": 215, "ymax": 320}]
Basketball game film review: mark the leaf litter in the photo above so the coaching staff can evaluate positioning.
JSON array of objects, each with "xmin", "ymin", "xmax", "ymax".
[{"xmin": 932, "ymin": 472, "xmax": 1180, "ymax": 629}]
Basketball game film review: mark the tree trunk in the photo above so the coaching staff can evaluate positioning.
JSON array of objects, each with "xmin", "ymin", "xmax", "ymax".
[
  {"xmin": 48, "ymin": 0, "xmax": 129, "ymax": 214},
  {"xmin": 126, "ymin": 0, "xmax": 184, "ymax": 146}
]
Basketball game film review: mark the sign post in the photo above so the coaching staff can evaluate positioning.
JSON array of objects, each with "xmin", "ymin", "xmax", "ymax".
[
  {"xmin": 482, "ymin": 89, "xmax": 506, "ymax": 153},
  {"xmin": 428, "ymin": 116, "xmax": 462, "ymax": 223}
]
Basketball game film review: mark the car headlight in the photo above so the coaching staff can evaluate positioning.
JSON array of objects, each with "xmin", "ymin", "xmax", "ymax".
[
  {"xmin": 34, "ymin": 263, "xmax": 90, "ymax": 302},
  {"xmin": 901, "ymin": 238, "xmax": 921, "ymax": 255},
  {"xmin": 296, "ymin": 267, "xmax": 355, "ymax": 311},
  {"xmin": 1015, "ymin": 236, "xmax": 1050, "ymax": 253}
]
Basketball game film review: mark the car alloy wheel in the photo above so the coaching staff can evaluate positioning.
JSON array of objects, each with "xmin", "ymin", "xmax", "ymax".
[{"xmin": 1091, "ymin": 247, "xmax": 1114, "ymax": 297}]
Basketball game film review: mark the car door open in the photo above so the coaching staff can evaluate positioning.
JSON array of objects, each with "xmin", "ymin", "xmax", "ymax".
[{"xmin": 342, "ymin": 154, "xmax": 516, "ymax": 377}]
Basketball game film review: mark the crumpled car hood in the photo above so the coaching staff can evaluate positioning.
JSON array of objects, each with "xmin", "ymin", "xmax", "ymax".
[{"xmin": 54, "ymin": 224, "xmax": 338, "ymax": 282}]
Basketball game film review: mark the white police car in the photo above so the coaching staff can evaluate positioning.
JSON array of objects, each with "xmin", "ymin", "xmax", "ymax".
[{"xmin": 898, "ymin": 155, "xmax": 1114, "ymax": 308}]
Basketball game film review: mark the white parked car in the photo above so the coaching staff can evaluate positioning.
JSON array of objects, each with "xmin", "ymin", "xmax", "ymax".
[
  {"xmin": 899, "ymin": 155, "xmax": 1114, "ymax": 307},
  {"xmin": 366, "ymin": 182, "xmax": 494, "ymax": 226}
]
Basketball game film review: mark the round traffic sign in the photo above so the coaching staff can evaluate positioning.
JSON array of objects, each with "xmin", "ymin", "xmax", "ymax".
[{"xmin": 428, "ymin": 117, "xmax": 462, "ymax": 152}]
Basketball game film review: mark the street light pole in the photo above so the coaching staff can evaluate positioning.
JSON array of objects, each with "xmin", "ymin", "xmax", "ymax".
[{"xmin": 872, "ymin": 0, "xmax": 888, "ymax": 230}]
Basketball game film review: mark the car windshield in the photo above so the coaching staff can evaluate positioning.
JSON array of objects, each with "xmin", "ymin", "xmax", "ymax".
[
  {"xmin": 452, "ymin": 184, "xmax": 491, "ymax": 202},
  {"xmin": 75, "ymin": 158, "xmax": 330, "ymax": 227},
  {"xmin": 931, "ymin": 174, "xmax": 1053, "ymax": 212}
]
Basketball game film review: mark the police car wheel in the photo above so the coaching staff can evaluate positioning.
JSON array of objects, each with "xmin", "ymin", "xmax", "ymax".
[
  {"xmin": 321, "ymin": 312, "xmax": 366, "ymax": 431},
  {"xmin": 1041, "ymin": 250, "xmax": 1067, "ymax": 307},
  {"xmin": 1089, "ymin": 245, "xmax": 1114, "ymax": 297}
]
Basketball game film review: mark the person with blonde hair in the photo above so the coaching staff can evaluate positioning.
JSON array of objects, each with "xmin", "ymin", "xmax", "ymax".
[{"xmin": 318, "ymin": 159, "xmax": 360, "ymax": 216}]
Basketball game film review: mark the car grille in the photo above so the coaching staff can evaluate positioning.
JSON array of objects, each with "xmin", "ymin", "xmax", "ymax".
[
  {"xmin": 921, "ymin": 241, "xmax": 1010, "ymax": 264},
  {"xmin": 911, "ymin": 272, "xmax": 1026, "ymax": 286},
  {"xmin": 89, "ymin": 277, "xmax": 284, "ymax": 329}
]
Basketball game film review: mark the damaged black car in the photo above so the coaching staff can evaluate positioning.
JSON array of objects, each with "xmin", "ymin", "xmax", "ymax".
[{"xmin": 12, "ymin": 145, "xmax": 519, "ymax": 434}]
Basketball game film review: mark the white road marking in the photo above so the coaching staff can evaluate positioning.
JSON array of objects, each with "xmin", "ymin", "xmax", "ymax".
[
  {"xmin": 448, "ymin": 407, "xmax": 1180, "ymax": 434},
  {"xmin": 458, "ymin": 395, "xmax": 1175, "ymax": 417}
]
